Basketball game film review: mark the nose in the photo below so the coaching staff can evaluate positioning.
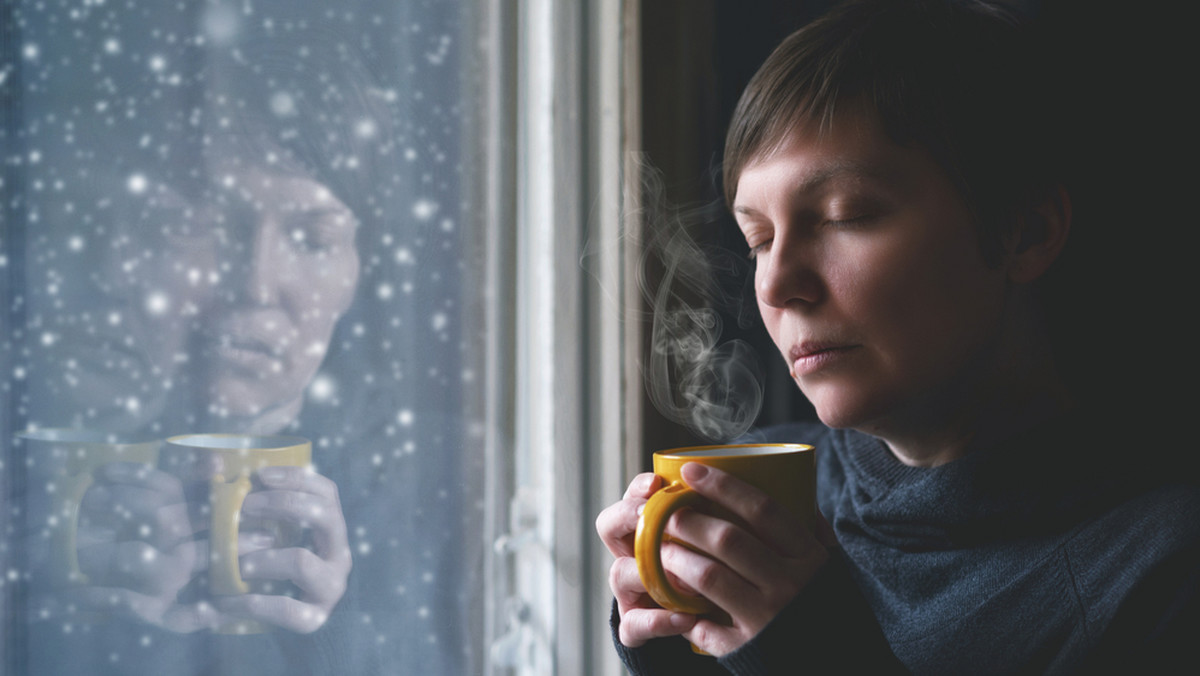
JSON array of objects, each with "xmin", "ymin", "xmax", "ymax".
[
  {"xmin": 223, "ymin": 207, "xmax": 284, "ymax": 308},
  {"xmin": 245, "ymin": 219, "xmax": 283, "ymax": 306},
  {"xmin": 755, "ymin": 233, "xmax": 825, "ymax": 309}
]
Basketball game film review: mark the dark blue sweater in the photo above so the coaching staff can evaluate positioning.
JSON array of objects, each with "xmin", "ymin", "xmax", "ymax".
[{"xmin": 613, "ymin": 416, "xmax": 1200, "ymax": 675}]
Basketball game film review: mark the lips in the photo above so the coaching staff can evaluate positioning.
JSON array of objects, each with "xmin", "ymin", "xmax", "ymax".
[
  {"xmin": 207, "ymin": 315, "xmax": 292, "ymax": 374},
  {"xmin": 789, "ymin": 341, "xmax": 859, "ymax": 377},
  {"xmin": 213, "ymin": 336, "xmax": 283, "ymax": 373}
]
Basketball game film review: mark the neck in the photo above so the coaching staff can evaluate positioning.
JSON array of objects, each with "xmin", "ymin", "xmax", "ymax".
[
  {"xmin": 225, "ymin": 397, "xmax": 303, "ymax": 435},
  {"xmin": 191, "ymin": 395, "xmax": 303, "ymax": 436},
  {"xmin": 880, "ymin": 371, "xmax": 1074, "ymax": 467}
]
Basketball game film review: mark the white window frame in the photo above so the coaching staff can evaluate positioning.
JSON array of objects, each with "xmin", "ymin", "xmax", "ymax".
[{"xmin": 478, "ymin": 1, "xmax": 642, "ymax": 674}]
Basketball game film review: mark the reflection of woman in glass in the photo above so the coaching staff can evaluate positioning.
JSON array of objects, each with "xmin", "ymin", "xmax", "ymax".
[
  {"xmin": 20, "ymin": 3, "xmax": 473, "ymax": 673},
  {"xmin": 185, "ymin": 142, "xmax": 363, "ymax": 436}
]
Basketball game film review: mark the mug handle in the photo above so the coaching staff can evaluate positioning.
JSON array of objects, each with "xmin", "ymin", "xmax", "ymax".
[
  {"xmin": 210, "ymin": 472, "xmax": 252, "ymax": 595},
  {"xmin": 634, "ymin": 482, "xmax": 716, "ymax": 615},
  {"xmin": 50, "ymin": 471, "xmax": 94, "ymax": 585}
]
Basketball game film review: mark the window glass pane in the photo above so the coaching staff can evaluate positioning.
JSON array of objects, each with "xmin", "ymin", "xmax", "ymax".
[{"xmin": 3, "ymin": 1, "xmax": 486, "ymax": 673}]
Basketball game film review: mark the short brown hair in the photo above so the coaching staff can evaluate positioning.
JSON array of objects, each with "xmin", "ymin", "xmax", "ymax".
[{"xmin": 722, "ymin": 0, "xmax": 1063, "ymax": 264}]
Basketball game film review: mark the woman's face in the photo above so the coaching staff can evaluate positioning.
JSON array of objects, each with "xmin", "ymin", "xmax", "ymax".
[
  {"xmin": 26, "ymin": 147, "xmax": 360, "ymax": 434},
  {"xmin": 195, "ymin": 159, "xmax": 361, "ymax": 423},
  {"xmin": 733, "ymin": 107, "xmax": 1011, "ymax": 440}
]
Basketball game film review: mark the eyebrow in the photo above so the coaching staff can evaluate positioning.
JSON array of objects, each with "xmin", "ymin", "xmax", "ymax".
[{"xmin": 732, "ymin": 160, "xmax": 889, "ymax": 217}]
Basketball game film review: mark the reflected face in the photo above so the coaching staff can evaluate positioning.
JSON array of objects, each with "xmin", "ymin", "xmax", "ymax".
[
  {"xmin": 733, "ymin": 107, "xmax": 1010, "ymax": 436},
  {"xmin": 195, "ymin": 160, "xmax": 361, "ymax": 422},
  {"xmin": 25, "ymin": 151, "xmax": 360, "ymax": 433}
]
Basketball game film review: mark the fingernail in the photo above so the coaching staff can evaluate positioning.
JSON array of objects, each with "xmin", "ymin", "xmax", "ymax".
[
  {"xmin": 636, "ymin": 504, "xmax": 645, "ymax": 517},
  {"xmin": 257, "ymin": 467, "xmax": 286, "ymax": 483},
  {"xmin": 681, "ymin": 463, "xmax": 709, "ymax": 483},
  {"xmin": 670, "ymin": 613, "xmax": 694, "ymax": 628}
]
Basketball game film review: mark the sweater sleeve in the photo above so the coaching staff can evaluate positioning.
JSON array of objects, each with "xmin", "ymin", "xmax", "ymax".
[{"xmin": 716, "ymin": 551, "xmax": 907, "ymax": 676}]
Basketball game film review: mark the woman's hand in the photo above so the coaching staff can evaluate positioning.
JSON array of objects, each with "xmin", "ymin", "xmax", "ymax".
[
  {"xmin": 68, "ymin": 461, "xmax": 220, "ymax": 632},
  {"xmin": 597, "ymin": 464, "xmax": 835, "ymax": 656},
  {"xmin": 213, "ymin": 466, "xmax": 352, "ymax": 633},
  {"xmin": 597, "ymin": 472, "xmax": 700, "ymax": 648},
  {"xmin": 661, "ymin": 463, "xmax": 833, "ymax": 656}
]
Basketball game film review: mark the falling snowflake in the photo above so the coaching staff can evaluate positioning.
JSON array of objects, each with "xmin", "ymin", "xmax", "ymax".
[
  {"xmin": 270, "ymin": 92, "xmax": 297, "ymax": 117},
  {"xmin": 412, "ymin": 199, "xmax": 438, "ymax": 220},
  {"xmin": 127, "ymin": 174, "xmax": 148, "ymax": 194},
  {"xmin": 354, "ymin": 119, "xmax": 378, "ymax": 138},
  {"xmin": 309, "ymin": 374, "xmax": 335, "ymax": 401},
  {"xmin": 145, "ymin": 291, "xmax": 170, "ymax": 315}
]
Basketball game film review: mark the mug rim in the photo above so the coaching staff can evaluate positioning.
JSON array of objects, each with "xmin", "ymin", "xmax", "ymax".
[{"xmin": 655, "ymin": 443, "xmax": 813, "ymax": 458}]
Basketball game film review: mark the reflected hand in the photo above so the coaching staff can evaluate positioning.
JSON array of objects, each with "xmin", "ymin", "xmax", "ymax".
[
  {"xmin": 213, "ymin": 466, "xmax": 352, "ymax": 633},
  {"xmin": 67, "ymin": 461, "xmax": 221, "ymax": 632}
]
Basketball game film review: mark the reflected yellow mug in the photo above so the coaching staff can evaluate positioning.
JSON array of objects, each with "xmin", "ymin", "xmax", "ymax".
[
  {"xmin": 163, "ymin": 434, "xmax": 310, "ymax": 603},
  {"xmin": 634, "ymin": 443, "xmax": 815, "ymax": 616},
  {"xmin": 17, "ymin": 428, "xmax": 161, "ymax": 586}
]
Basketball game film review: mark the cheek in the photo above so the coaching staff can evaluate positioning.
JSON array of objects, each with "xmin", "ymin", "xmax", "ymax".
[
  {"xmin": 864, "ymin": 239, "xmax": 1006, "ymax": 371},
  {"xmin": 321, "ymin": 249, "xmax": 360, "ymax": 317},
  {"xmin": 299, "ymin": 251, "xmax": 359, "ymax": 331}
]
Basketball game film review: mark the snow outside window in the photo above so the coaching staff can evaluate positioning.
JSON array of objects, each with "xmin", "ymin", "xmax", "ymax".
[{"xmin": 1, "ymin": 1, "xmax": 630, "ymax": 674}]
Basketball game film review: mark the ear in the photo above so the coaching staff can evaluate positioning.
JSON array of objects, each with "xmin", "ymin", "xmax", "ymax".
[{"xmin": 1006, "ymin": 185, "xmax": 1071, "ymax": 284}]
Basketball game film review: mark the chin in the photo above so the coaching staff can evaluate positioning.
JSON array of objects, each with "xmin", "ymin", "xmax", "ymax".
[
  {"xmin": 803, "ymin": 384, "xmax": 895, "ymax": 432},
  {"xmin": 208, "ymin": 378, "xmax": 296, "ymax": 419}
]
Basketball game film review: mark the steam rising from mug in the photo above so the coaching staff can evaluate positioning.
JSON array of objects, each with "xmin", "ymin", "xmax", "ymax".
[{"xmin": 635, "ymin": 160, "xmax": 764, "ymax": 442}]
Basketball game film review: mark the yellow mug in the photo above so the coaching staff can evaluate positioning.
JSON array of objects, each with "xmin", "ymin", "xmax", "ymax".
[
  {"xmin": 163, "ymin": 434, "xmax": 311, "ymax": 601},
  {"xmin": 635, "ymin": 443, "xmax": 815, "ymax": 615},
  {"xmin": 17, "ymin": 428, "xmax": 161, "ymax": 586}
]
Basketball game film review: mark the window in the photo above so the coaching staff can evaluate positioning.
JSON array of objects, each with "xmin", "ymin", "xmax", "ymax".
[{"xmin": 2, "ymin": 1, "xmax": 629, "ymax": 674}]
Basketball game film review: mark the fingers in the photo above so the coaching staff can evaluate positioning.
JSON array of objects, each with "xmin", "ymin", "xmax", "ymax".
[
  {"xmin": 83, "ymin": 464, "xmax": 197, "ymax": 545},
  {"xmin": 609, "ymin": 555, "xmax": 649, "ymax": 609},
  {"xmin": 596, "ymin": 499, "xmax": 642, "ymax": 558},
  {"xmin": 235, "ymin": 468, "xmax": 350, "ymax": 622},
  {"xmin": 62, "ymin": 585, "xmax": 223, "ymax": 634},
  {"xmin": 659, "ymin": 531, "xmax": 763, "ymax": 618},
  {"xmin": 619, "ymin": 608, "xmax": 698, "ymax": 648},
  {"xmin": 608, "ymin": 557, "xmax": 696, "ymax": 648},
  {"xmin": 641, "ymin": 464, "xmax": 830, "ymax": 648},
  {"xmin": 238, "ymin": 546, "xmax": 347, "ymax": 606},
  {"xmin": 623, "ymin": 472, "xmax": 662, "ymax": 500},
  {"xmin": 76, "ymin": 538, "xmax": 202, "ymax": 595},
  {"xmin": 80, "ymin": 491, "xmax": 196, "ymax": 550},
  {"xmin": 243, "ymin": 467, "xmax": 349, "ymax": 562},
  {"xmin": 596, "ymin": 473, "xmax": 661, "ymax": 558},
  {"xmin": 215, "ymin": 593, "xmax": 329, "ymax": 634},
  {"xmin": 665, "ymin": 505, "xmax": 821, "ymax": 600},
  {"xmin": 680, "ymin": 463, "xmax": 809, "ymax": 557},
  {"xmin": 252, "ymin": 466, "xmax": 339, "ymax": 502}
]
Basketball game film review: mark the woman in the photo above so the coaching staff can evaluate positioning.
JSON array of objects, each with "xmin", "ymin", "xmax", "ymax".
[{"xmin": 597, "ymin": 1, "xmax": 1199, "ymax": 673}]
